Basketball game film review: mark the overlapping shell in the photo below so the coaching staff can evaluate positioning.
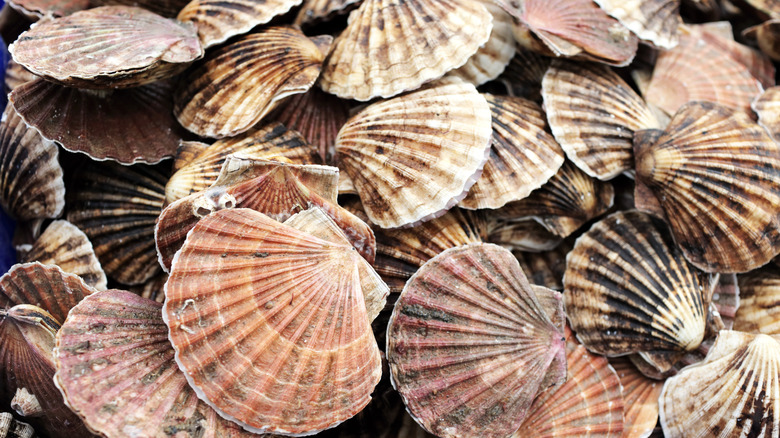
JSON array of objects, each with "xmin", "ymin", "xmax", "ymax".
[
  {"xmin": 0, "ymin": 412, "xmax": 37, "ymax": 438},
  {"xmin": 89, "ymin": 0, "xmax": 190, "ymax": 17},
  {"xmin": 744, "ymin": 20, "xmax": 780, "ymax": 62},
  {"xmin": 610, "ymin": 357, "xmax": 662, "ymax": 437},
  {"xmin": 450, "ymin": 1, "xmax": 515, "ymax": 87},
  {"xmin": 7, "ymin": 0, "xmax": 88, "ymax": 18},
  {"xmin": 387, "ymin": 243, "xmax": 566, "ymax": 438},
  {"xmin": 485, "ymin": 218, "xmax": 562, "ymax": 252},
  {"xmin": 753, "ymin": 86, "xmax": 780, "ymax": 143},
  {"xmin": 294, "ymin": 0, "xmax": 361, "ymax": 27},
  {"xmin": 593, "ymin": 0, "xmax": 681, "ymax": 49},
  {"xmin": 514, "ymin": 241, "xmax": 573, "ymax": 291},
  {"xmin": 735, "ymin": 268, "xmax": 780, "ymax": 334}
]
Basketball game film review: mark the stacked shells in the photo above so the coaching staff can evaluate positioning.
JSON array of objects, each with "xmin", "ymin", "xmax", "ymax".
[{"xmin": 2, "ymin": 0, "xmax": 780, "ymax": 437}]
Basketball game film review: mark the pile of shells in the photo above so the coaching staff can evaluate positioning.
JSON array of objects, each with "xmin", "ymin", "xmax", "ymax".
[{"xmin": 1, "ymin": 0, "xmax": 780, "ymax": 437}]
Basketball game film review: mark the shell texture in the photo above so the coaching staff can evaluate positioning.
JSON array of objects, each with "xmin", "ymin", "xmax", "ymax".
[
  {"xmin": 610, "ymin": 357, "xmax": 662, "ymax": 437},
  {"xmin": 497, "ymin": 49, "xmax": 550, "ymax": 103},
  {"xmin": 7, "ymin": 0, "xmax": 87, "ymax": 18},
  {"xmin": 735, "ymin": 268, "xmax": 780, "ymax": 335},
  {"xmin": 294, "ymin": 0, "xmax": 361, "ymax": 27},
  {"xmin": 4, "ymin": 59, "xmax": 38, "ymax": 92},
  {"xmin": 593, "ymin": 0, "xmax": 681, "ymax": 49},
  {"xmin": 744, "ymin": 20, "xmax": 780, "ymax": 63},
  {"xmin": 0, "ymin": 412, "xmax": 37, "ymax": 438},
  {"xmin": 485, "ymin": 218, "xmax": 562, "ymax": 252},
  {"xmin": 514, "ymin": 240, "xmax": 573, "ymax": 291},
  {"xmin": 753, "ymin": 86, "xmax": 780, "ymax": 144},
  {"xmin": 89, "ymin": 0, "xmax": 191, "ymax": 17}
]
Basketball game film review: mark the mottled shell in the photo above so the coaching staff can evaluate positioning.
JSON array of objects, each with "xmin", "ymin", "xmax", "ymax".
[
  {"xmin": 9, "ymin": 6, "xmax": 203, "ymax": 89},
  {"xmin": 610, "ymin": 358, "xmax": 662, "ymax": 437},
  {"xmin": 542, "ymin": 60, "xmax": 660, "ymax": 180},
  {"xmin": 66, "ymin": 161, "xmax": 166, "ymax": 285},
  {"xmin": 753, "ymin": 86, "xmax": 780, "ymax": 143},
  {"xmin": 634, "ymin": 101, "xmax": 780, "ymax": 273},
  {"xmin": 0, "ymin": 105, "xmax": 64, "ymax": 221},
  {"xmin": 460, "ymin": 94, "xmax": 564, "ymax": 210},
  {"xmin": 164, "ymin": 208, "xmax": 385, "ymax": 435},
  {"xmin": 593, "ymin": 0, "xmax": 681, "ymax": 49},
  {"xmin": 564, "ymin": 210, "xmax": 708, "ymax": 368},
  {"xmin": 514, "ymin": 240, "xmax": 573, "ymax": 291},
  {"xmin": 660, "ymin": 331, "xmax": 780, "ymax": 437},
  {"xmin": 450, "ymin": 1, "xmax": 515, "ymax": 87},
  {"xmin": 0, "ymin": 412, "xmax": 37, "ymax": 438},
  {"xmin": 294, "ymin": 0, "xmax": 361, "ymax": 27},
  {"xmin": 387, "ymin": 243, "xmax": 566, "ymax": 438},
  {"xmin": 174, "ymin": 27, "xmax": 330, "ymax": 139},
  {"xmin": 497, "ymin": 49, "xmax": 551, "ymax": 103},
  {"xmin": 54, "ymin": 290, "xmax": 255, "ymax": 438},
  {"xmin": 319, "ymin": 0, "xmax": 492, "ymax": 101},
  {"xmin": 735, "ymin": 268, "xmax": 780, "ymax": 335},
  {"xmin": 335, "ymin": 79, "xmax": 492, "ymax": 228}
]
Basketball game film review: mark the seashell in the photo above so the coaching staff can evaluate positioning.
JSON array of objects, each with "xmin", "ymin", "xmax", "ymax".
[
  {"xmin": 610, "ymin": 357, "xmax": 663, "ymax": 438},
  {"xmin": 387, "ymin": 242, "xmax": 566, "ymax": 438},
  {"xmin": 497, "ymin": 49, "xmax": 551, "ymax": 103},
  {"xmin": 54, "ymin": 289, "xmax": 255, "ymax": 438},
  {"xmin": 6, "ymin": 0, "xmax": 87, "ymax": 19},
  {"xmin": 319, "ymin": 0, "xmax": 492, "ymax": 101},
  {"xmin": 735, "ymin": 267, "xmax": 780, "ymax": 335},
  {"xmin": 294, "ymin": 0, "xmax": 361, "ymax": 27},
  {"xmin": 178, "ymin": 0, "xmax": 304, "ymax": 49},
  {"xmin": 89, "ymin": 0, "xmax": 191, "ymax": 17},
  {"xmin": 10, "ymin": 78, "xmax": 185, "ymax": 165},
  {"xmin": 741, "ymin": 0, "xmax": 780, "ymax": 17},
  {"xmin": 513, "ymin": 239, "xmax": 573, "ymax": 290},
  {"xmin": 4, "ymin": 59, "xmax": 38, "ymax": 92},
  {"xmin": 485, "ymin": 218, "xmax": 562, "ymax": 252},
  {"xmin": 659, "ymin": 330, "xmax": 780, "ymax": 437},
  {"xmin": 495, "ymin": 161, "xmax": 615, "ymax": 238},
  {"xmin": 542, "ymin": 60, "xmax": 660, "ymax": 180},
  {"xmin": 66, "ymin": 161, "xmax": 167, "ymax": 285},
  {"xmin": 707, "ymin": 273, "xmax": 740, "ymax": 331},
  {"xmin": 19, "ymin": 220, "xmax": 106, "ymax": 291},
  {"xmin": 12, "ymin": 387, "xmax": 42, "ymax": 417},
  {"xmin": 563, "ymin": 210, "xmax": 708, "ymax": 371},
  {"xmin": 744, "ymin": 20, "xmax": 780, "ymax": 62},
  {"xmin": 502, "ymin": 0, "xmax": 638, "ymax": 66},
  {"xmin": 335, "ymin": 78, "xmax": 492, "ymax": 228},
  {"xmin": 459, "ymin": 94, "xmax": 564, "ymax": 210},
  {"xmin": 512, "ymin": 326, "xmax": 625, "ymax": 438},
  {"xmin": 9, "ymin": 6, "xmax": 203, "ymax": 89},
  {"xmin": 165, "ymin": 123, "xmax": 320, "ymax": 205},
  {"xmin": 0, "ymin": 105, "xmax": 64, "ymax": 222},
  {"xmin": 127, "ymin": 272, "xmax": 168, "ymax": 304},
  {"xmin": 633, "ymin": 101, "xmax": 780, "ymax": 273},
  {"xmin": 644, "ymin": 32, "xmax": 762, "ymax": 116},
  {"xmin": 164, "ymin": 208, "xmax": 385, "ymax": 435},
  {"xmin": 174, "ymin": 27, "xmax": 331, "ymax": 139},
  {"xmin": 593, "ymin": 0, "xmax": 681, "ymax": 49},
  {"xmin": 753, "ymin": 86, "xmax": 780, "ymax": 143},
  {"xmin": 0, "ymin": 412, "xmax": 38, "ymax": 438}
]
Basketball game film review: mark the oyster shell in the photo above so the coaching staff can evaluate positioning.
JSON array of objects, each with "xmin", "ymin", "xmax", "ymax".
[
  {"xmin": 735, "ymin": 267, "xmax": 780, "ymax": 335},
  {"xmin": 593, "ymin": 0, "xmax": 681, "ymax": 49}
]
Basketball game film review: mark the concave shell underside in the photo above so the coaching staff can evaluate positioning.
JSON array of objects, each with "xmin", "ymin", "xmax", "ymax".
[
  {"xmin": 593, "ymin": 0, "xmax": 681, "ymax": 49},
  {"xmin": 319, "ymin": 0, "xmax": 492, "ymax": 101},
  {"xmin": 387, "ymin": 242, "xmax": 566, "ymax": 438},
  {"xmin": 735, "ymin": 268, "xmax": 780, "ymax": 335},
  {"xmin": 335, "ymin": 79, "xmax": 492, "ymax": 228},
  {"xmin": 164, "ymin": 208, "xmax": 383, "ymax": 435},
  {"xmin": 9, "ymin": 6, "xmax": 203, "ymax": 88},
  {"xmin": 610, "ymin": 357, "xmax": 663, "ymax": 437},
  {"xmin": 450, "ymin": 1, "xmax": 515, "ymax": 87},
  {"xmin": 54, "ymin": 289, "xmax": 254, "ymax": 438},
  {"xmin": 174, "ymin": 26, "xmax": 330, "ymax": 139}
]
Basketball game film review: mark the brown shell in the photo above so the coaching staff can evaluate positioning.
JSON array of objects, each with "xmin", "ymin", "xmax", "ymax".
[
  {"xmin": 4, "ymin": 59, "xmax": 38, "ymax": 92},
  {"xmin": 513, "ymin": 239, "xmax": 573, "ymax": 291},
  {"xmin": 164, "ymin": 208, "xmax": 384, "ymax": 435},
  {"xmin": 19, "ymin": 220, "xmax": 106, "ymax": 291},
  {"xmin": 744, "ymin": 19, "xmax": 780, "ymax": 62},
  {"xmin": 0, "ymin": 104, "xmax": 64, "ymax": 221},
  {"xmin": 294, "ymin": 0, "xmax": 360, "ymax": 27},
  {"xmin": 9, "ymin": 6, "xmax": 203, "ymax": 89},
  {"xmin": 10, "ymin": 78, "xmax": 185, "ymax": 165},
  {"xmin": 0, "ymin": 412, "xmax": 38, "ymax": 438},
  {"xmin": 735, "ymin": 267, "xmax": 780, "ymax": 335},
  {"xmin": 335, "ymin": 79, "xmax": 492, "ymax": 228},
  {"xmin": 387, "ymin": 243, "xmax": 566, "ymax": 437},
  {"xmin": 460, "ymin": 94, "xmax": 564, "ymax": 210},
  {"xmin": 542, "ymin": 60, "xmax": 660, "ymax": 180},
  {"xmin": 497, "ymin": 49, "xmax": 551, "ymax": 103},
  {"xmin": 54, "ymin": 289, "xmax": 255, "ymax": 438},
  {"xmin": 634, "ymin": 101, "xmax": 780, "ymax": 273},
  {"xmin": 610, "ymin": 357, "xmax": 663, "ymax": 437},
  {"xmin": 178, "ymin": 0, "xmax": 303, "ymax": 48},
  {"xmin": 7, "ymin": 0, "xmax": 87, "ymax": 17},
  {"xmin": 319, "ymin": 0, "xmax": 492, "ymax": 101},
  {"xmin": 593, "ymin": 0, "xmax": 681, "ymax": 49},
  {"xmin": 753, "ymin": 86, "xmax": 780, "ymax": 143},
  {"xmin": 485, "ymin": 218, "xmax": 563, "ymax": 252},
  {"xmin": 127, "ymin": 272, "xmax": 168, "ymax": 304},
  {"xmin": 89, "ymin": 0, "xmax": 191, "ymax": 17},
  {"xmin": 174, "ymin": 27, "xmax": 331, "ymax": 139},
  {"xmin": 66, "ymin": 161, "xmax": 167, "ymax": 285}
]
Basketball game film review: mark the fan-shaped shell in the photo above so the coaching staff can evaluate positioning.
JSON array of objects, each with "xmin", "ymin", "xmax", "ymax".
[
  {"xmin": 564, "ymin": 210, "xmax": 708, "ymax": 368},
  {"xmin": 634, "ymin": 101, "xmax": 780, "ymax": 273},
  {"xmin": 610, "ymin": 357, "xmax": 662, "ymax": 437},
  {"xmin": 735, "ymin": 268, "xmax": 780, "ymax": 335},
  {"xmin": 164, "ymin": 208, "xmax": 385, "ymax": 435},
  {"xmin": 335, "ymin": 79, "xmax": 492, "ymax": 228},
  {"xmin": 542, "ymin": 60, "xmax": 660, "ymax": 180},
  {"xmin": 19, "ymin": 220, "xmax": 106, "ymax": 291},
  {"xmin": 387, "ymin": 243, "xmax": 566, "ymax": 438},
  {"xmin": 7, "ymin": 0, "xmax": 87, "ymax": 18},
  {"xmin": 54, "ymin": 289, "xmax": 255, "ymax": 438},
  {"xmin": 660, "ymin": 330, "xmax": 780, "ymax": 437},
  {"xmin": 10, "ymin": 79, "xmax": 185, "ymax": 165},
  {"xmin": 66, "ymin": 161, "xmax": 166, "ymax": 285},
  {"xmin": 0, "ymin": 105, "xmax": 63, "ymax": 222},
  {"xmin": 5, "ymin": 59, "xmax": 38, "ymax": 92},
  {"xmin": 294, "ymin": 0, "xmax": 360, "ymax": 27},
  {"xmin": 450, "ymin": 1, "xmax": 515, "ymax": 87},
  {"xmin": 175, "ymin": 27, "xmax": 330, "ymax": 139},
  {"xmin": 9, "ymin": 6, "xmax": 203, "ymax": 89},
  {"xmin": 593, "ymin": 0, "xmax": 681, "ymax": 49},
  {"xmin": 460, "ymin": 94, "xmax": 564, "ymax": 210},
  {"xmin": 514, "ymin": 240, "xmax": 573, "ymax": 291},
  {"xmin": 319, "ymin": 0, "xmax": 492, "ymax": 101},
  {"xmin": 485, "ymin": 218, "xmax": 562, "ymax": 252},
  {"xmin": 497, "ymin": 49, "xmax": 550, "ymax": 103}
]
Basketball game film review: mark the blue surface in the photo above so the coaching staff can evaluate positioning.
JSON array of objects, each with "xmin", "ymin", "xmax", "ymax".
[{"xmin": 0, "ymin": 7, "xmax": 15, "ymax": 276}]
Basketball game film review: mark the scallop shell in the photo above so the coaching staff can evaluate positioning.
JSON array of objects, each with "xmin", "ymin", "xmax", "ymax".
[
  {"xmin": 735, "ymin": 267, "xmax": 780, "ymax": 335},
  {"xmin": 659, "ymin": 330, "xmax": 780, "ymax": 437},
  {"xmin": 54, "ymin": 289, "xmax": 255, "ymax": 438},
  {"xmin": 4, "ymin": 59, "xmax": 38, "ymax": 92},
  {"xmin": 497, "ymin": 49, "xmax": 551, "ymax": 103},
  {"xmin": 0, "ymin": 412, "xmax": 37, "ymax": 438},
  {"xmin": 514, "ymin": 240, "xmax": 573, "ymax": 291},
  {"xmin": 450, "ymin": 1, "xmax": 515, "ymax": 87},
  {"xmin": 542, "ymin": 60, "xmax": 660, "ymax": 180},
  {"xmin": 174, "ymin": 27, "xmax": 331, "ymax": 139},
  {"xmin": 593, "ymin": 0, "xmax": 681, "ymax": 49},
  {"xmin": 10, "ymin": 78, "xmax": 184, "ymax": 165},
  {"xmin": 164, "ymin": 208, "xmax": 384, "ymax": 435},
  {"xmin": 387, "ymin": 243, "xmax": 566, "ymax": 438},
  {"xmin": 7, "ymin": 0, "xmax": 87, "ymax": 18},
  {"xmin": 610, "ymin": 357, "xmax": 663, "ymax": 438},
  {"xmin": 66, "ymin": 161, "xmax": 167, "ymax": 285},
  {"xmin": 0, "ymin": 104, "xmax": 64, "ymax": 222},
  {"xmin": 178, "ymin": 0, "xmax": 304, "ymax": 48},
  {"xmin": 753, "ymin": 86, "xmax": 780, "ymax": 143},
  {"xmin": 563, "ymin": 210, "xmax": 708, "ymax": 368},
  {"xmin": 485, "ymin": 218, "xmax": 562, "ymax": 252},
  {"xmin": 19, "ymin": 220, "xmax": 106, "ymax": 291},
  {"xmin": 128, "ymin": 272, "xmax": 168, "ymax": 304},
  {"xmin": 708, "ymin": 273, "xmax": 740, "ymax": 331},
  {"xmin": 319, "ymin": 0, "xmax": 492, "ymax": 101},
  {"xmin": 459, "ymin": 94, "xmax": 564, "ymax": 210},
  {"xmin": 9, "ymin": 6, "xmax": 203, "ymax": 89},
  {"xmin": 742, "ymin": 0, "xmax": 780, "ymax": 17},
  {"xmin": 512, "ymin": 327, "xmax": 625, "ymax": 438},
  {"xmin": 744, "ymin": 20, "xmax": 780, "ymax": 62},
  {"xmin": 335, "ymin": 79, "xmax": 492, "ymax": 228},
  {"xmin": 496, "ymin": 161, "xmax": 615, "ymax": 238},
  {"xmin": 165, "ymin": 122, "xmax": 320, "ymax": 204},
  {"xmin": 633, "ymin": 100, "xmax": 780, "ymax": 273},
  {"xmin": 294, "ymin": 0, "xmax": 361, "ymax": 27},
  {"xmin": 89, "ymin": 0, "xmax": 190, "ymax": 17}
]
